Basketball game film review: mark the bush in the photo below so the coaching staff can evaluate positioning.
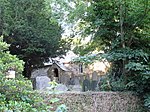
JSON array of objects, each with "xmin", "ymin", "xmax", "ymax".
[
  {"xmin": 0, "ymin": 36, "xmax": 52, "ymax": 111},
  {"xmin": 144, "ymin": 93, "xmax": 150, "ymax": 110},
  {"xmin": 99, "ymin": 75, "xmax": 127, "ymax": 92}
]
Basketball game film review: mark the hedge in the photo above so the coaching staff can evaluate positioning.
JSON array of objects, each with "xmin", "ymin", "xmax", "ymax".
[{"xmin": 42, "ymin": 91, "xmax": 144, "ymax": 112}]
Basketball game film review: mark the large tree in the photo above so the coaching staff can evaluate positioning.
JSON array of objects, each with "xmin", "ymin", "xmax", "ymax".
[
  {"xmin": 57, "ymin": 0, "xmax": 150, "ymax": 110},
  {"xmin": 70, "ymin": 0, "xmax": 150, "ymax": 76},
  {"xmin": 82, "ymin": 0, "xmax": 149, "ymax": 110},
  {"xmin": 0, "ymin": 0, "xmax": 70, "ymax": 77}
]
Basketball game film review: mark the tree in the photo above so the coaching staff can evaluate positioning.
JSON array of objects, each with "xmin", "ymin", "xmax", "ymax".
[
  {"xmin": 0, "ymin": 0, "xmax": 70, "ymax": 77},
  {"xmin": 65, "ymin": 0, "xmax": 150, "ymax": 110},
  {"xmin": 71, "ymin": 0, "xmax": 150, "ymax": 77},
  {"xmin": 0, "ymin": 36, "xmax": 56, "ymax": 111}
]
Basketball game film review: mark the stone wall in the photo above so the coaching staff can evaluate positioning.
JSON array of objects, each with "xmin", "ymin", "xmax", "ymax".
[
  {"xmin": 43, "ymin": 92, "xmax": 143, "ymax": 112},
  {"xmin": 64, "ymin": 61, "xmax": 109, "ymax": 77}
]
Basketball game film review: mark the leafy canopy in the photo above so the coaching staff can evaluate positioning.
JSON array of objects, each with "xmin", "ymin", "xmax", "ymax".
[
  {"xmin": 59, "ymin": 0, "xmax": 150, "ymax": 110},
  {"xmin": 0, "ymin": 0, "xmax": 70, "ymax": 77}
]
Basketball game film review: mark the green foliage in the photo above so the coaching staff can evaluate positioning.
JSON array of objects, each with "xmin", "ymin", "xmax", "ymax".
[
  {"xmin": 0, "ymin": 35, "xmax": 53, "ymax": 111},
  {"xmin": 50, "ymin": 98, "xmax": 60, "ymax": 103},
  {"xmin": 98, "ymin": 75, "xmax": 127, "ymax": 92},
  {"xmin": 0, "ymin": 36, "xmax": 24, "ymax": 75},
  {"xmin": 144, "ymin": 94, "xmax": 150, "ymax": 110},
  {"xmin": 0, "ymin": 35, "xmax": 67, "ymax": 112},
  {"xmin": 0, "ymin": 80, "xmax": 52, "ymax": 111},
  {"xmin": 46, "ymin": 81, "xmax": 68, "ymax": 112},
  {"xmin": 68, "ymin": 0, "xmax": 150, "ymax": 110},
  {"xmin": 0, "ymin": 0, "xmax": 70, "ymax": 77},
  {"xmin": 0, "ymin": 75, "xmax": 67, "ymax": 111},
  {"xmin": 56, "ymin": 104, "xmax": 67, "ymax": 112},
  {"xmin": 99, "ymin": 77, "xmax": 111, "ymax": 91}
]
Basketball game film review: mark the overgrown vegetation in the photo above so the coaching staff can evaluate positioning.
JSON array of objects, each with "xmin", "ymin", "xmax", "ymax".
[
  {"xmin": 0, "ymin": 36, "xmax": 52, "ymax": 111},
  {"xmin": 0, "ymin": 0, "xmax": 149, "ymax": 111},
  {"xmin": 56, "ymin": 0, "xmax": 150, "ymax": 111},
  {"xmin": 44, "ymin": 92, "xmax": 143, "ymax": 112},
  {"xmin": 0, "ymin": 0, "xmax": 70, "ymax": 78},
  {"xmin": 0, "ymin": 36, "xmax": 68, "ymax": 111}
]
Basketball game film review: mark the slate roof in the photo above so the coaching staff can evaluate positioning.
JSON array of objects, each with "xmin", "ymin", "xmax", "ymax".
[{"xmin": 54, "ymin": 61, "xmax": 70, "ymax": 72}]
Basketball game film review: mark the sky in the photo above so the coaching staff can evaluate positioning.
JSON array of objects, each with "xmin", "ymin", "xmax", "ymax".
[{"xmin": 59, "ymin": 51, "xmax": 78, "ymax": 63}]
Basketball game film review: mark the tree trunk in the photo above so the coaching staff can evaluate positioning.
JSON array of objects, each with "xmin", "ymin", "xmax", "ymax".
[{"xmin": 120, "ymin": 0, "xmax": 126, "ymax": 76}]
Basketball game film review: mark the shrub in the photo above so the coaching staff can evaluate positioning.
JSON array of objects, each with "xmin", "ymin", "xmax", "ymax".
[
  {"xmin": 144, "ymin": 93, "xmax": 150, "ymax": 110},
  {"xmin": 0, "ymin": 36, "xmax": 52, "ymax": 111}
]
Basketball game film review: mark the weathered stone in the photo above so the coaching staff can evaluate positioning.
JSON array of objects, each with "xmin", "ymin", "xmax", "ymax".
[
  {"xmin": 33, "ymin": 76, "xmax": 51, "ymax": 90},
  {"xmin": 72, "ymin": 85, "xmax": 82, "ymax": 92},
  {"xmin": 73, "ymin": 77, "xmax": 80, "ymax": 85},
  {"xmin": 82, "ymin": 79, "xmax": 91, "ymax": 91},
  {"xmin": 91, "ymin": 80, "xmax": 98, "ymax": 91},
  {"xmin": 54, "ymin": 84, "xmax": 68, "ymax": 92},
  {"xmin": 68, "ymin": 77, "xmax": 80, "ymax": 85},
  {"xmin": 92, "ymin": 71, "xmax": 98, "ymax": 81},
  {"xmin": 60, "ymin": 74, "xmax": 70, "ymax": 85}
]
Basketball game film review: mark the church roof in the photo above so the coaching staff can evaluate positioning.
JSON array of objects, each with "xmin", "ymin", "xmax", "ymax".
[{"xmin": 54, "ymin": 61, "xmax": 70, "ymax": 72}]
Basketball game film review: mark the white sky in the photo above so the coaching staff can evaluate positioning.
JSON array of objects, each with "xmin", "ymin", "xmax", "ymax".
[{"xmin": 59, "ymin": 51, "xmax": 78, "ymax": 63}]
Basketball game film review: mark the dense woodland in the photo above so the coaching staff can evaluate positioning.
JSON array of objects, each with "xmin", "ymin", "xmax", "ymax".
[{"xmin": 0, "ymin": 0, "xmax": 150, "ymax": 111}]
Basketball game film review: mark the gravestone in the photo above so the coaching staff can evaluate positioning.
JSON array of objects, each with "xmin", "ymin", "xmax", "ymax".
[
  {"xmin": 91, "ymin": 80, "xmax": 98, "ymax": 91},
  {"xmin": 92, "ymin": 71, "xmax": 98, "ymax": 81},
  {"xmin": 72, "ymin": 85, "xmax": 82, "ymax": 91},
  {"xmin": 68, "ymin": 78, "xmax": 74, "ymax": 85},
  {"xmin": 82, "ymin": 78, "xmax": 91, "ymax": 92},
  {"xmin": 64, "ymin": 74, "xmax": 70, "ymax": 85},
  {"xmin": 74, "ymin": 77, "xmax": 80, "ymax": 85},
  {"xmin": 79, "ymin": 75, "xmax": 84, "ymax": 84},
  {"xmin": 69, "ymin": 77, "xmax": 80, "ymax": 85},
  {"xmin": 54, "ymin": 84, "xmax": 68, "ymax": 92},
  {"xmin": 68, "ymin": 76, "xmax": 82, "ymax": 91},
  {"xmin": 91, "ymin": 71, "xmax": 98, "ymax": 91},
  {"xmin": 33, "ymin": 76, "xmax": 51, "ymax": 90}
]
